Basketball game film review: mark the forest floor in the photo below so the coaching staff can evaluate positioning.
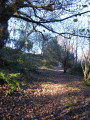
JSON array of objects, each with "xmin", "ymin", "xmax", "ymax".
[{"xmin": 0, "ymin": 67, "xmax": 90, "ymax": 120}]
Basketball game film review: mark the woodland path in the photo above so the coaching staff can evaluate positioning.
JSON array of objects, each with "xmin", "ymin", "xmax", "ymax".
[{"xmin": 0, "ymin": 67, "xmax": 90, "ymax": 120}]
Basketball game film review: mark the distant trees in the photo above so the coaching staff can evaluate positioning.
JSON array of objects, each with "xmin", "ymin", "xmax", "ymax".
[
  {"xmin": 12, "ymin": 22, "xmax": 34, "ymax": 52},
  {"xmin": 43, "ymin": 38, "xmax": 74, "ymax": 73}
]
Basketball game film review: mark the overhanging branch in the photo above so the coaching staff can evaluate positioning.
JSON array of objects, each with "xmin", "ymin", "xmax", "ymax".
[
  {"xmin": 0, "ymin": 11, "xmax": 90, "ymax": 24},
  {"xmin": 39, "ymin": 23, "xmax": 90, "ymax": 39},
  {"xmin": 13, "ymin": 10, "xmax": 90, "ymax": 23}
]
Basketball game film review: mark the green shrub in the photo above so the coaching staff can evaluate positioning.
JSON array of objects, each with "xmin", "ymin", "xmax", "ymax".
[
  {"xmin": 0, "ymin": 71, "xmax": 20, "ymax": 95},
  {"xmin": 0, "ymin": 47, "xmax": 41, "ymax": 82},
  {"xmin": 44, "ymin": 61, "xmax": 58, "ymax": 68},
  {"xmin": 0, "ymin": 47, "xmax": 38, "ymax": 73},
  {"xmin": 69, "ymin": 63, "xmax": 83, "ymax": 76}
]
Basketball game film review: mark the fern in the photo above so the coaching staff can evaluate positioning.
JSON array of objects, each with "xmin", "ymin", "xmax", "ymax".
[{"xmin": 0, "ymin": 71, "xmax": 20, "ymax": 95}]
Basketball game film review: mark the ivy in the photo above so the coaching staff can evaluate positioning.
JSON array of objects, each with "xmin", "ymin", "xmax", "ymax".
[
  {"xmin": 82, "ymin": 5, "xmax": 88, "ymax": 7},
  {"xmin": 72, "ymin": 32, "xmax": 75, "ymax": 35},
  {"xmin": 81, "ymin": 29, "xmax": 85, "ymax": 32},
  {"xmin": 73, "ymin": 19, "xmax": 78, "ymax": 22}
]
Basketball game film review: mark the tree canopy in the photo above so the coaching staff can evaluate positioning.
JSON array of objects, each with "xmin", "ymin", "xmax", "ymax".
[{"xmin": 0, "ymin": 0, "xmax": 90, "ymax": 49}]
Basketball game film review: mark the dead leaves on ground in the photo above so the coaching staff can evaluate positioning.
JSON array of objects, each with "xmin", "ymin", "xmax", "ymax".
[{"xmin": 0, "ymin": 69, "xmax": 90, "ymax": 120}]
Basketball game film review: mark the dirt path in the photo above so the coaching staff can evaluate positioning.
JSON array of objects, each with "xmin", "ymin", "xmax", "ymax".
[{"xmin": 0, "ymin": 68, "xmax": 90, "ymax": 120}]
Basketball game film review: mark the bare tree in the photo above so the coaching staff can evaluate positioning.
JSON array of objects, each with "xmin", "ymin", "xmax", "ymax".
[{"xmin": 43, "ymin": 37, "xmax": 74, "ymax": 73}]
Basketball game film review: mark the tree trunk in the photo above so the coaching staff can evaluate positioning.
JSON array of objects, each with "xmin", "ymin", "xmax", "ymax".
[
  {"xmin": 63, "ymin": 63, "xmax": 67, "ymax": 73},
  {"xmin": 0, "ymin": 0, "xmax": 10, "ymax": 49},
  {"xmin": 0, "ymin": 15, "xmax": 9, "ymax": 49},
  {"xmin": 64, "ymin": 68, "xmax": 66, "ymax": 73},
  {"xmin": 81, "ymin": 56, "xmax": 90, "ymax": 84}
]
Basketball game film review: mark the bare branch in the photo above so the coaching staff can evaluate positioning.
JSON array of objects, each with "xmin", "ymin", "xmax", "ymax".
[
  {"xmin": 39, "ymin": 23, "xmax": 90, "ymax": 39},
  {"xmin": 1, "ymin": 10, "xmax": 89, "ymax": 24},
  {"xmin": 37, "ymin": 10, "xmax": 90, "ymax": 23}
]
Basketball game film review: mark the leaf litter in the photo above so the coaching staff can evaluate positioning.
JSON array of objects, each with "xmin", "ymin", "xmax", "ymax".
[{"xmin": 0, "ymin": 68, "xmax": 90, "ymax": 120}]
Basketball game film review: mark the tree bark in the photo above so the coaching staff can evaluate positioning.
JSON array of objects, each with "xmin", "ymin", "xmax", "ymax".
[
  {"xmin": 81, "ymin": 56, "xmax": 90, "ymax": 84},
  {"xmin": 0, "ymin": 15, "xmax": 9, "ymax": 49},
  {"xmin": 63, "ymin": 62, "xmax": 67, "ymax": 73},
  {"xmin": 64, "ymin": 68, "xmax": 66, "ymax": 73}
]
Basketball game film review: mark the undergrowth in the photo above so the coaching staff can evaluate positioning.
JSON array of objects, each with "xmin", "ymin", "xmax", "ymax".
[{"xmin": 0, "ymin": 71, "xmax": 20, "ymax": 95}]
